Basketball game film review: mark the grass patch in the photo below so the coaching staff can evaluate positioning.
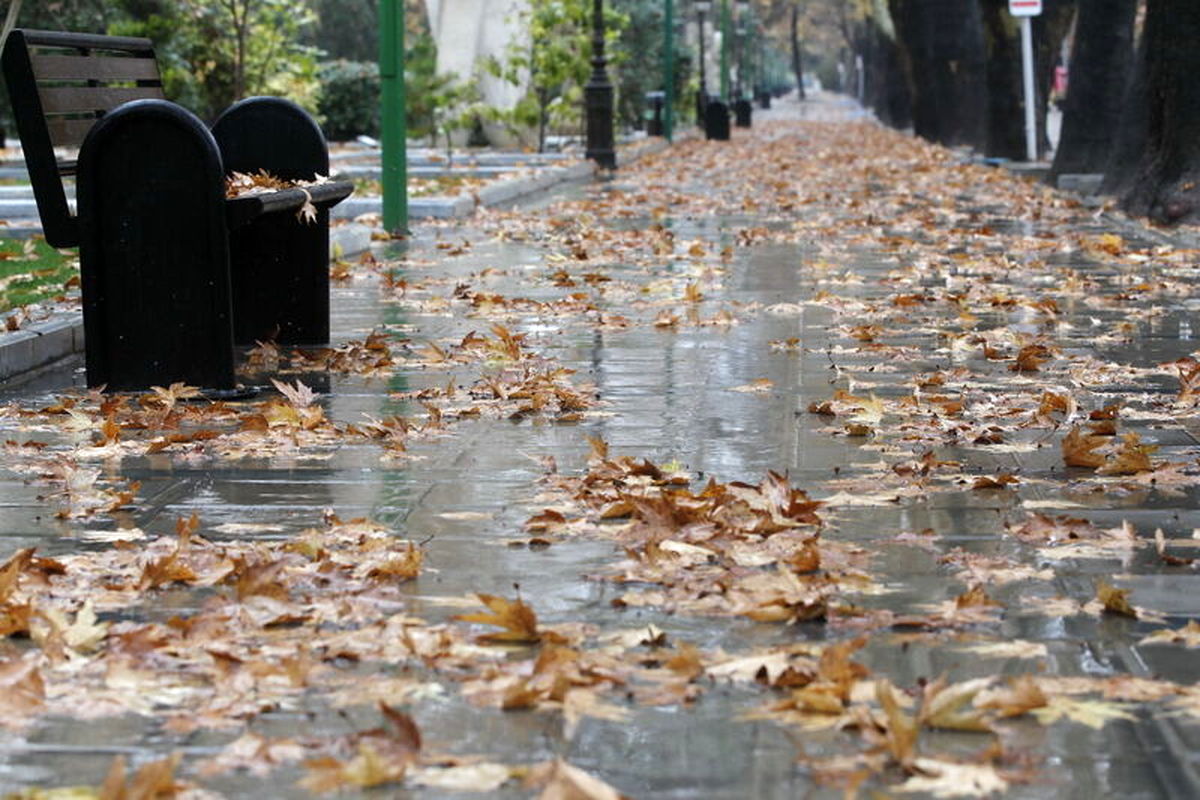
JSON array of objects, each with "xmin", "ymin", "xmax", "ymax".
[{"xmin": 0, "ymin": 237, "xmax": 78, "ymax": 312}]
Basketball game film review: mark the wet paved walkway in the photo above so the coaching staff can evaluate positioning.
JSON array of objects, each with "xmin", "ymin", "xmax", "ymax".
[{"xmin": 2, "ymin": 93, "xmax": 1200, "ymax": 798}]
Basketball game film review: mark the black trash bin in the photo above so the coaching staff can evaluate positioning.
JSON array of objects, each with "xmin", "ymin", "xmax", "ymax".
[
  {"xmin": 705, "ymin": 99, "xmax": 730, "ymax": 141},
  {"xmin": 645, "ymin": 91, "xmax": 665, "ymax": 137},
  {"xmin": 756, "ymin": 87, "xmax": 771, "ymax": 110},
  {"xmin": 734, "ymin": 97, "xmax": 752, "ymax": 128}
]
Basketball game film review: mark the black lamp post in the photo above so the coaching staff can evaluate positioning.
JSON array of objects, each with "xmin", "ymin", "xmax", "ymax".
[
  {"xmin": 585, "ymin": 0, "xmax": 616, "ymax": 169},
  {"xmin": 695, "ymin": 1, "xmax": 711, "ymax": 125}
]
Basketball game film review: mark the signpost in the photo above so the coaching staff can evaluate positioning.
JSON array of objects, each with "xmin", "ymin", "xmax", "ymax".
[{"xmin": 1009, "ymin": 0, "xmax": 1041, "ymax": 162}]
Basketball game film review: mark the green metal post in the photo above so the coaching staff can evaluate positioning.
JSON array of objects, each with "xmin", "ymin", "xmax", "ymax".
[
  {"xmin": 720, "ymin": 0, "xmax": 730, "ymax": 101},
  {"xmin": 663, "ymin": 0, "xmax": 674, "ymax": 142},
  {"xmin": 380, "ymin": 0, "xmax": 407, "ymax": 234}
]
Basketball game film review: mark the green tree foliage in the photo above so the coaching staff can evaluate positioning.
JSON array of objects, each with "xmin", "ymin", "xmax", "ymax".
[
  {"xmin": 307, "ymin": 0, "xmax": 376, "ymax": 62},
  {"xmin": 488, "ymin": 0, "xmax": 627, "ymax": 152},
  {"xmin": 404, "ymin": 31, "xmax": 481, "ymax": 153},
  {"xmin": 610, "ymin": 0, "xmax": 693, "ymax": 131},
  {"xmin": 316, "ymin": 60, "xmax": 379, "ymax": 140},
  {"xmin": 106, "ymin": 0, "xmax": 320, "ymax": 120}
]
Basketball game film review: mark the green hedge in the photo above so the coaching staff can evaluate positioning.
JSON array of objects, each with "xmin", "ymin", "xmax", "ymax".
[{"xmin": 317, "ymin": 60, "xmax": 380, "ymax": 141}]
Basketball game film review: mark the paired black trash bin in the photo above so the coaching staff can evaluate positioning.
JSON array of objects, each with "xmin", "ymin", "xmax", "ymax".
[
  {"xmin": 704, "ymin": 99, "xmax": 730, "ymax": 141},
  {"xmin": 734, "ymin": 97, "xmax": 753, "ymax": 128},
  {"xmin": 645, "ymin": 91, "xmax": 666, "ymax": 137}
]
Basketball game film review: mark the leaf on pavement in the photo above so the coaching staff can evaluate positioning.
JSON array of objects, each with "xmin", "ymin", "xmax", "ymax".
[
  {"xmin": 1096, "ymin": 433, "xmax": 1157, "ymax": 476},
  {"xmin": 525, "ymin": 759, "xmax": 629, "ymax": 800},
  {"xmin": 1031, "ymin": 696, "xmax": 1136, "ymax": 729},
  {"xmin": 1096, "ymin": 581, "xmax": 1137, "ymax": 618},
  {"xmin": 454, "ymin": 593, "xmax": 542, "ymax": 644},
  {"xmin": 896, "ymin": 757, "xmax": 1008, "ymax": 797},
  {"xmin": 1140, "ymin": 620, "xmax": 1200, "ymax": 648},
  {"xmin": 1061, "ymin": 426, "xmax": 1107, "ymax": 469},
  {"xmin": 919, "ymin": 676, "xmax": 993, "ymax": 732}
]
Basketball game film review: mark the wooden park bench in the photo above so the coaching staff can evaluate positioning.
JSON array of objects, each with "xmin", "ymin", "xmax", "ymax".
[{"xmin": 1, "ymin": 29, "xmax": 354, "ymax": 392}]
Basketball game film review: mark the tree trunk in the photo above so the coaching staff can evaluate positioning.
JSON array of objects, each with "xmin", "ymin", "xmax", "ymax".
[
  {"xmin": 1048, "ymin": 0, "xmax": 1137, "ymax": 179},
  {"xmin": 888, "ymin": 0, "xmax": 988, "ymax": 150},
  {"xmin": 1118, "ymin": 0, "xmax": 1200, "ymax": 224},
  {"xmin": 979, "ymin": 0, "xmax": 1024, "ymax": 159},
  {"xmin": 861, "ymin": 18, "xmax": 910, "ymax": 130},
  {"xmin": 791, "ymin": 5, "xmax": 805, "ymax": 100},
  {"xmin": 1101, "ymin": 33, "xmax": 1148, "ymax": 194}
]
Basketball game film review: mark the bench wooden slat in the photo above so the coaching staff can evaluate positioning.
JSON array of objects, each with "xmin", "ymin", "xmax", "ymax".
[
  {"xmin": 19, "ymin": 30, "xmax": 154, "ymax": 53},
  {"xmin": 31, "ymin": 53, "xmax": 160, "ymax": 82},
  {"xmin": 40, "ymin": 85, "xmax": 163, "ymax": 115},
  {"xmin": 46, "ymin": 116, "xmax": 102, "ymax": 149}
]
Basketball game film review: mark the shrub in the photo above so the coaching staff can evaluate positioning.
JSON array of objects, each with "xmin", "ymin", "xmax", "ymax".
[{"xmin": 318, "ymin": 60, "xmax": 380, "ymax": 141}]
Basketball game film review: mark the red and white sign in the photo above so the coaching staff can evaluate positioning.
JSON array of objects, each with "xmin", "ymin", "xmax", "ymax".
[{"xmin": 1009, "ymin": 0, "xmax": 1042, "ymax": 15}]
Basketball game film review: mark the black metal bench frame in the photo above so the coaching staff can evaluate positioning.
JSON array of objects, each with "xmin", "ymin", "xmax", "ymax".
[{"xmin": 2, "ymin": 29, "xmax": 354, "ymax": 392}]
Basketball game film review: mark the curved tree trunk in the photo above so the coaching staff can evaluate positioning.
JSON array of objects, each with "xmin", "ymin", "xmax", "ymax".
[
  {"xmin": 861, "ymin": 19, "xmax": 910, "ymax": 130},
  {"xmin": 1048, "ymin": 0, "xmax": 1137, "ymax": 180},
  {"xmin": 791, "ymin": 5, "xmax": 806, "ymax": 100},
  {"xmin": 1101, "ymin": 34, "xmax": 1148, "ymax": 194},
  {"xmin": 888, "ymin": 0, "xmax": 988, "ymax": 150},
  {"xmin": 1118, "ymin": 0, "xmax": 1200, "ymax": 224}
]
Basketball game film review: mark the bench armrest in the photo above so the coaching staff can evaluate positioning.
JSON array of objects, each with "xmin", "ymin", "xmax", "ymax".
[{"xmin": 225, "ymin": 180, "xmax": 353, "ymax": 229}]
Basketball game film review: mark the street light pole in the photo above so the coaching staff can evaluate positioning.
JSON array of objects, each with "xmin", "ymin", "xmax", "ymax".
[
  {"xmin": 696, "ymin": 3, "xmax": 709, "ymax": 125},
  {"xmin": 663, "ymin": 0, "xmax": 674, "ymax": 142},
  {"xmin": 380, "ymin": 0, "xmax": 407, "ymax": 234},
  {"xmin": 585, "ymin": 0, "xmax": 616, "ymax": 169}
]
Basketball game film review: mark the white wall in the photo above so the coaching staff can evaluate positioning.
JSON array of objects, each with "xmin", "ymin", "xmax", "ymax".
[{"xmin": 425, "ymin": 0, "xmax": 527, "ymax": 112}]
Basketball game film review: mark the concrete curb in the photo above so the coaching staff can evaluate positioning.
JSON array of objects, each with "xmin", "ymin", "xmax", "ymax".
[
  {"xmin": 333, "ymin": 134, "xmax": 682, "ymax": 223},
  {"xmin": 0, "ymin": 313, "xmax": 83, "ymax": 384}
]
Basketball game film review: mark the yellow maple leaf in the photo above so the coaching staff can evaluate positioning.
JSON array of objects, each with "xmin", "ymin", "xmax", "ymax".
[
  {"xmin": 1096, "ymin": 580, "xmax": 1137, "ymax": 618},
  {"xmin": 454, "ymin": 593, "xmax": 542, "ymax": 644}
]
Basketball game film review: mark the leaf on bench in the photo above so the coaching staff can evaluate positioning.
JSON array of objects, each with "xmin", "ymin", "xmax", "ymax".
[{"xmin": 296, "ymin": 189, "xmax": 317, "ymax": 225}]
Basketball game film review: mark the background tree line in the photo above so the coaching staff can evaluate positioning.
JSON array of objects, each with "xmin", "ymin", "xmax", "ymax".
[
  {"xmin": 784, "ymin": 0, "xmax": 1200, "ymax": 226},
  {"xmin": 1, "ymin": 0, "xmax": 701, "ymax": 152}
]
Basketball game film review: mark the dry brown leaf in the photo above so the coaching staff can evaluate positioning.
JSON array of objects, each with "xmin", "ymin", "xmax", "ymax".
[
  {"xmin": 1096, "ymin": 580, "xmax": 1137, "ymax": 618},
  {"xmin": 454, "ymin": 593, "xmax": 542, "ymax": 644},
  {"xmin": 1031, "ymin": 696, "xmax": 1136, "ymax": 729},
  {"xmin": 896, "ymin": 758, "xmax": 1008, "ymax": 797},
  {"xmin": 975, "ymin": 675, "xmax": 1048, "ymax": 718},
  {"xmin": 1061, "ymin": 426, "xmax": 1106, "ymax": 469},
  {"xmin": 526, "ymin": 759, "xmax": 629, "ymax": 800},
  {"xmin": 876, "ymin": 679, "xmax": 918, "ymax": 768},
  {"xmin": 919, "ymin": 677, "xmax": 993, "ymax": 732},
  {"xmin": 1140, "ymin": 620, "xmax": 1200, "ymax": 648},
  {"xmin": 1096, "ymin": 433, "xmax": 1157, "ymax": 476}
]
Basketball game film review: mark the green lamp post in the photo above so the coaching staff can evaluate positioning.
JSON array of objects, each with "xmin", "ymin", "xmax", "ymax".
[
  {"xmin": 380, "ymin": 0, "xmax": 407, "ymax": 234},
  {"xmin": 663, "ymin": 0, "xmax": 675, "ymax": 142}
]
